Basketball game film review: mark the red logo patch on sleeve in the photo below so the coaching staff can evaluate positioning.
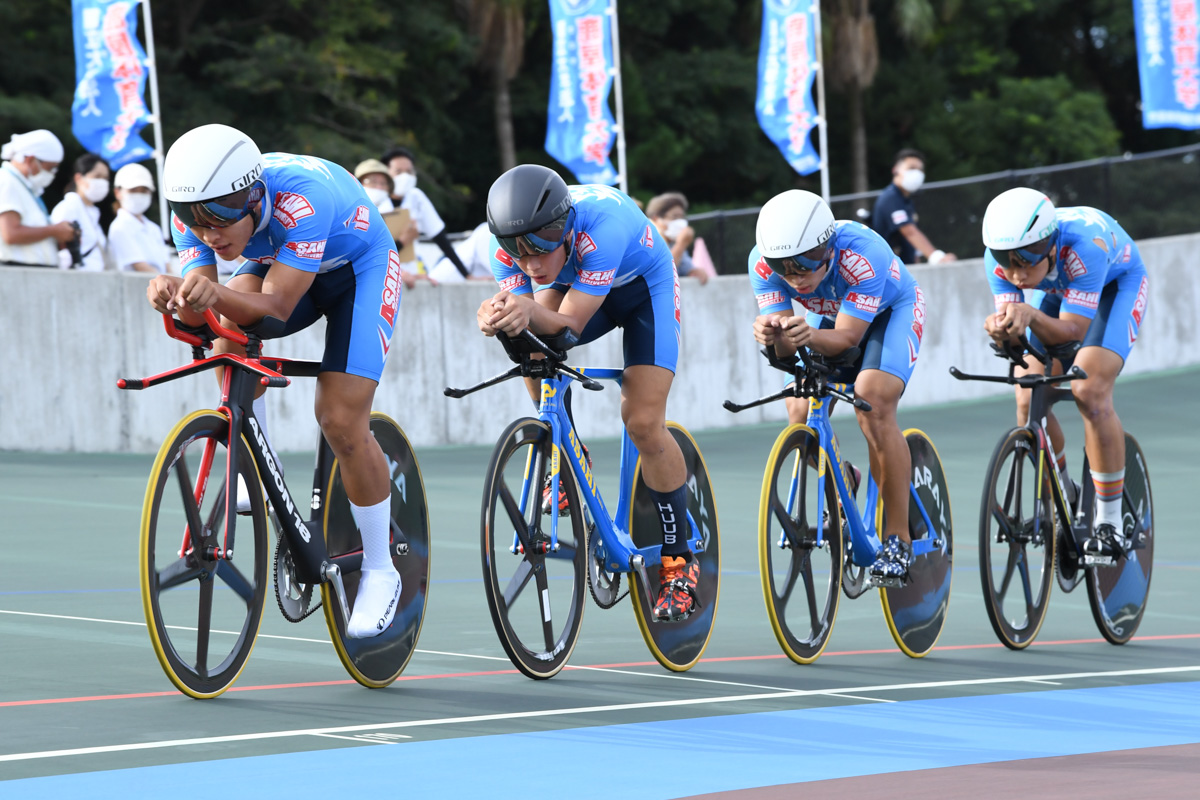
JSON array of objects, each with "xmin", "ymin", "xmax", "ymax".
[
  {"xmin": 574, "ymin": 232, "xmax": 598, "ymax": 258},
  {"xmin": 756, "ymin": 290, "xmax": 786, "ymax": 309},
  {"xmin": 179, "ymin": 247, "xmax": 203, "ymax": 268},
  {"xmin": 1062, "ymin": 247, "xmax": 1087, "ymax": 280},
  {"xmin": 272, "ymin": 192, "xmax": 315, "ymax": 229},
  {"xmin": 346, "ymin": 205, "xmax": 371, "ymax": 232},
  {"xmin": 284, "ymin": 240, "xmax": 327, "ymax": 260},
  {"xmin": 498, "ymin": 274, "xmax": 528, "ymax": 292},
  {"xmin": 577, "ymin": 268, "xmax": 616, "ymax": 287},
  {"xmin": 1064, "ymin": 288, "xmax": 1099, "ymax": 310},
  {"xmin": 494, "ymin": 247, "xmax": 514, "ymax": 268},
  {"xmin": 838, "ymin": 251, "xmax": 876, "ymax": 285},
  {"xmin": 845, "ymin": 292, "xmax": 881, "ymax": 313},
  {"xmin": 754, "ymin": 258, "xmax": 773, "ymax": 281},
  {"xmin": 171, "ymin": 213, "xmax": 187, "ymax": 236}
]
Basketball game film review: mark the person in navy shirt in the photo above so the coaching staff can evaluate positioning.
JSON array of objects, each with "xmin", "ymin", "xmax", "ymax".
[
  {"xmin": 478, "ymin": 164, "xmax": 698, "ymax": 623},
  {"xmin": 145, "ymin": 124, "xmax": 405, "ymax": 640},
  {"xmin": 981, "ymin": 188, "xmax": 1149, "ymax": 560},
  {"xmin": 750, "ymin": 189, "xmax": 927, "ymax": 581},
  {"xmin": 870, "ymin": 149, "xmax": 956, "ymax": 265}
]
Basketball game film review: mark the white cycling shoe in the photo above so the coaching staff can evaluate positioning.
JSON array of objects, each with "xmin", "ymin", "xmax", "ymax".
[
  {"xmin": 346, "ymin": 568, "xmax": 403, "ymax": 639},
  {"xmin": 235, "ymin": 474, "xmax": 257, "ymax": 515}
]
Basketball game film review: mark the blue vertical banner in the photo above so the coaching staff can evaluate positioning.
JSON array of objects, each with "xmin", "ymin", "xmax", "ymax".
[
  {"xmin": 756, "ymin": 0, "xmax": 821, "ymax": 175},
  {"xmin": 1134, "ymin": 0, "xmax": 1200, "ymax": 129},
  {"xmin": 545, "ymin": 0, "xmax": 618, "ymax": 185},
  {"xmin": 71, "ymin": 0, "xmax": 155, "ymax": 168}
]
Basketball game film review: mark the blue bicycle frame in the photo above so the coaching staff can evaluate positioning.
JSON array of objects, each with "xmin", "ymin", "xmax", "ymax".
[
  {"xmin": 510, "ymin": 369, "xmax": 705, "ymax": 575},
  {"xmin": 797, "ymin": 383, "xmax": 942, "ymax": 567}
]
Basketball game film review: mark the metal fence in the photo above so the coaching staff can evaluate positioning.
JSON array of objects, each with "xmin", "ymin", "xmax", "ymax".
[{"xmin": 689, "ymin": 143, "xmax": 1200, "ymax": 274}]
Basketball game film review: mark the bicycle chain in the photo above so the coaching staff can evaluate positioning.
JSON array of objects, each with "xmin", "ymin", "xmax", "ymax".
[{"xmin": 272, "ymin": 513, "xmax": 321, "ymax": 623}]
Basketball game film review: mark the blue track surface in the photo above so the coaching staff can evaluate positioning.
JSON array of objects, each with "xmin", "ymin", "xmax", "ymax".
[{"xmin": 7, "ymin": 682, "xmax": 1199, "ymax": 799}]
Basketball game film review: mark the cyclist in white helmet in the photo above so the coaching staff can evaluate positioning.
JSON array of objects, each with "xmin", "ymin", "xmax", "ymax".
[
  {"xmin": 750, "ymin": 190, "xmax": 928, "ymax": 581},
  {"xmin": 146, "ymin": 124, "xmax": 407, "ymax": 638},
  {"xmin": 981, "ymin": 187, "xmax": 1149, "ymax": 559}
]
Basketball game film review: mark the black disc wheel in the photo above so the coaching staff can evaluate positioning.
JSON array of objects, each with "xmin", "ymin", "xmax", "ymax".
[
  {"xmin": 321, "ymin": 414, "xmax": 431, "ymax": 688},
  {"xmin": 139, "ymin": 411, "xmax": 269, "ymax": 699},
  {"xmin": 1086, "ymin": 433, "xmax": 1154, "ymax": 644},
  {"xmin": 481, "ymin": 418, "xmax": 586, "ymax": 679},
  {"xmin": 880, "ymin": 429, "xmax": 954, "ymax": 658},
  {"xmin": 978, "ymin": 427, "xmax": 1056, "ymax": 650},
  {"xmin": 757, "ymin": 424, "xmax": 842, "ymax": 664},
  {"xmin": 630, "ymin": 423, "xmax": 721, "ymax": 672}
]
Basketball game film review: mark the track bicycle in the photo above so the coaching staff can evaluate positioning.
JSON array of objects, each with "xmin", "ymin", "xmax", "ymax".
[
  {"xmin": 119, "ymin": 310, "xmax": 431, "ymax": 698},
  {"xmin": 725, "ymin": 346, "xmax": 953, "ymax": 662},
  {"xmin": 445, "ymin": 329, "xmax": 720, "ymax": 679},
  {"xmin": 950, "ymin": 336, "xmax": 1153, "ymax": 648}
]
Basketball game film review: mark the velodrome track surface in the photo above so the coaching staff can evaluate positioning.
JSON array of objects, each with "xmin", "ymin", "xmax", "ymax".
[{"xmin": 2, "ymin": 366, "xmax": 1198, "ymax": 798}]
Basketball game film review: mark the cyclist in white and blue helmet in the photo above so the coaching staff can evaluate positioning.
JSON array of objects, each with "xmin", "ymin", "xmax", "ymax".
[
  {"xmin": 750, "ymin": 190, "xmax": 927, "ymax": 582},
  {"xmin": 982, "ymin": 187, "xmax": 1149, "ymax": 560},
  {"xmin": 146, "ymin": 123, "xmax": 406, "ymax": 639}
]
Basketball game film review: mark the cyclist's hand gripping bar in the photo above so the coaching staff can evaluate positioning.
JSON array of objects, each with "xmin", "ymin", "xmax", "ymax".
[{"xmin": 725, "ymin": 346, "xmax": 871, "ymax": 413}]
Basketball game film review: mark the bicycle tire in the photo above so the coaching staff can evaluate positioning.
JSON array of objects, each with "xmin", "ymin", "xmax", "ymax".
[
  {"xmin": 139, "ymin": 410, "xmax": 269, "ymax": 699},
  {"xmin": 757, "ymin": 424, "xmax": 843, "ymax": 664},
  {"xmin": 629, "ymin": 423, "xmax": 721, "ymax": 672},
  {"xmin": 879, "ymin": 429, "xmax": 954, "ymax": 658},
  {"xmin": 321, "ymin": 413, "xmax": 431, "ymax": 688},
  {"xmin": 977, "ymin": 427, "xmax": 1056, "ymax": 650},
  {"xmin": 481, "ymin": 418, "xmax": 586, "ymax": 679},
  {"xmin": 1085, "ymin": 433, "xmax": 1154, "ymax": 645}
]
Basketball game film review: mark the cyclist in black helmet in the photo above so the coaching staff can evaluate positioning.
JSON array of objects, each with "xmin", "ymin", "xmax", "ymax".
[{"xmin": 478, "ymin": 164, "xmax": 697, "ymax": 622}]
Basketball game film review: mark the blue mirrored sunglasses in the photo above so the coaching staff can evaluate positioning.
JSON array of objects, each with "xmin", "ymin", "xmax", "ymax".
[
  {"xmin": 764, "ymin": 245, "xmax": 832, "ymax": 276},
  {"xmin": 496, "ymin": 208, "xmax": 575, "ymax": 259}
]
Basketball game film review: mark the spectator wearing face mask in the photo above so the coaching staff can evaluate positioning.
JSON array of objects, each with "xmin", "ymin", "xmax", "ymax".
[
  {"xmin": 0, "ymin": 129, "xmax": 76, "ymax": 268},
  {"xmin": 870, "ymin": 148, "xmax": 956, "ymax": 265},
  {"xmin": 646, "ymin": 191, "xmax": 716, "ymax": 284},
  {"xmin": 108, "ymin": 162, "xmax": 166, "ymax": 273},
  {"xmin": 50, "ymin": 153, "xmax": 111, "ymax": 271},
  {"xmin": 354, "ymin": 157, "xmax": 427, "ymax": 288},
  {"xmin": 382, "ymin": 146, "xmax": 469, "ymax": 280}
]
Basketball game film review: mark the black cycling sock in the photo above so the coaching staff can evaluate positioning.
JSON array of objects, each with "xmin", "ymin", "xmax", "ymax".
[{"xmin": 649, "ymin": 484, "xmax": 691, "ymax": 558}]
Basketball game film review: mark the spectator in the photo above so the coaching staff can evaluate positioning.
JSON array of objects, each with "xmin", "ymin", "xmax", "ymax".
[
  {"xmin": 870, "ymin": 148, "xmax": 956, "ymax": 265},
  {"xmin": 0, "ymin": 129, "xmax": 75, "ymax": 268},
  {"xmin": 646, "ymin": 191, "xmax": 715, "ymax": 284},
  {"xmin": 382, "ymin": 145, "xmax": 469, "ymax": 280},
  {"xmin": 356, "ymin": 157, "xmax": 426, "ymax": 288},
  {"xmin": 50, "ymin": 153, "xmax": 110, "ymax": 271},
  {"xmin": 108, "ymin": 162, "xmax": 166, "ymax": 273},
  {"xmin": 427, "ymin": 221, "xmax": 499, "ymax": 282}
]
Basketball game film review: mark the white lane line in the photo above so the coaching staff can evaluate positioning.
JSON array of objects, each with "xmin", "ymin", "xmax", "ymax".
[
  {"xmin": 309, "ymin": 733, "xmax": 410, "ymax": 744},
  {"xmin": 1024, "ymin": 679, "xmax": 1062, "ymax": 686},
  {"xmin": 563, "ymin": 664, "xmax": 790, "ymax": 692},
  {"xmin": 2, "ymin": 665, "xmax": 1196, "ymax": 764},
  {"xmin": 823, "ymin": 693, "xmax": 895, "ymax": 703}
]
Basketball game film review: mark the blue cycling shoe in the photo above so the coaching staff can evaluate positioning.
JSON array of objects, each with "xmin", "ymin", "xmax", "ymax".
[{"xmin": 870, "ymin": 535, "xmax": 911, "ymax": 585}]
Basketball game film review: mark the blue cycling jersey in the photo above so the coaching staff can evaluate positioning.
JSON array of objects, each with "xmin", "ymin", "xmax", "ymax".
[
  {"xmin": 985, "ymin": 206, "xmax": 1143, "ymax": 319},
  {"xmin": 488, "ymin": 184, "xmax": 674, "ymax": 295},
  {"xmin": 748, "ymin": 220, "xmax": 918, "ymax": 323},
  {"xmin": 173, "ymin": 152, "xmax": 386, "ymax": 275}
]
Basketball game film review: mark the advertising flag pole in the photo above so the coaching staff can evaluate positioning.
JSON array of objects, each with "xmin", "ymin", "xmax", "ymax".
[
  {"xmin": 140, "ymin": 0, "xmax": 169, "ymax": 240},
  {"xmin": 811, "ymin": 0, "xmax": 830, "ymax": 203},
  {"xmin": 608, "ymin": 0, "xmax": 629, "ymax": 194}
]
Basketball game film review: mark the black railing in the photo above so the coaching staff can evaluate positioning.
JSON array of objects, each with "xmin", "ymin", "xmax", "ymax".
[{"xmin": 688, "ymin": 144, "xmax": 1200, "ymax": 274}]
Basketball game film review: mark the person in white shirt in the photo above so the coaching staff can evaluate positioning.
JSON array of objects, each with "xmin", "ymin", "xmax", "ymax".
[
  {"xmin": 0, "ymin": 129, "xmax": 76, "ymax": 267},
  {"xmin": 50, "ymin": 153, "xmax": 110, "ymax": 271},
  {"xmin": 382, "ymin": 146, "xmax": 469, "ymax": 281},
  {"xmin": 108, "ymin": 162, "xmax": 166, "ymax": 273}
]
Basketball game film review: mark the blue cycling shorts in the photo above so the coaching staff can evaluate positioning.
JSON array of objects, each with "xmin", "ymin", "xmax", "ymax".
[
  {"xmin": 795, "ymin": 283, "xmax": 926, "ymax": 389},
  {"xmin": 562, "ymin": 270, "xmax": 681, "ymax": 373},
  {"xmin": 1030, "ymin": 266, "xmax": 1149, "ymax": 363},
  {"xmin": 232, "ymin": 228, "xmax": 401, "ymax": 382}
]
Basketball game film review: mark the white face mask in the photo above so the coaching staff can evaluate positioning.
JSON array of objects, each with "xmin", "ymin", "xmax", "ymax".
[
  {"xmin": 81, "ymin": 178, "xmax": 110, "ymax": 203},
  {"xmin": 28, "ymin": 163, "xmax": 57, "ymax": 193},
  {"xmin": 364, "ymin": 186, "xmax": 391, "ymax": 209},
  {"xmin": 899, "ymin": 168, "xmax": 925, "ymax": 194},
  {"xmin": 121, "ymin": 192, "xmax": 153, "ymax": 215},
  {"xmin": 391, "ymin": 171, "xmax": 417, "ymax": 197},
  {"xmin": 665, "ymin": 218, "xmax": 688, "ymax": 240}
]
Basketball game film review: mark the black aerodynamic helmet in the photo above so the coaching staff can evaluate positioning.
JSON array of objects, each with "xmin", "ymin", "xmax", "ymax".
[{"xmin": 487, "ymin": 164, "xmax": 575, "ymax": 259}]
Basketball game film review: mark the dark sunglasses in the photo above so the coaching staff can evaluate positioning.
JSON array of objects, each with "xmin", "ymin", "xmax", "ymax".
[
  {"xmin": 988, "ymin": 238, "xmax": 1053, "ymax": 269},
  {"xmin": 496, "ymin": 208, "xmax": 575, "ymax": 260},
  {"xmin": 764, "ymin": 244, "xmax": 833, "ymax": 277},
  {"xmin": 168, "ymin": 182, "xmax": 266, "ymax": 230}
]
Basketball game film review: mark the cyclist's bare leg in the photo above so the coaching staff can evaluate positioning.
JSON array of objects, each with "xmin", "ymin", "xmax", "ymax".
[
  {"xmin": 315, "ymin": 372, "xmax": 389, "ymax": 506},
  {"xmin": 1014, "ymin": 359, "xmax": 1064, "ymax": 452},
  {"xmin": 620, "ymin": 365, "xmax": 685, "ymax": 491},
  {"xmin": 854, "ymin": 369, "xmax": 910, "ymax": 543},
  {"xmin": 785, "ymin": 394, "xmax": 806, "ymax": 426},
  {"xmin": 1071, "ymin": 346, "xmax": 1125, "ymax": 474}
]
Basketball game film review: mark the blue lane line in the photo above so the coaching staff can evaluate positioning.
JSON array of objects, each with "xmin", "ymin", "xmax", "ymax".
[{"xmin": 4, "ymin": 682, "xmax": 1199, "ymax": 799}]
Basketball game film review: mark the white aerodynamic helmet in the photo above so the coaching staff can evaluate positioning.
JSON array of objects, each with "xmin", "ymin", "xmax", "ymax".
[
  {"xmin": 981, "ymin": 187, "xmax": 1059, "ymax": 265},
  {"xmin": 755, "ymin": 189, "xmax": 836, "ymax": 275},
  {"xmin": 162, "ymin": 124, "xmax": 265, "ymax": 229}
]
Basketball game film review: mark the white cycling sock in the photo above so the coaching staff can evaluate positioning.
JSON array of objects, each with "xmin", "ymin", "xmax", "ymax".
[
  {"xmin": 1092, "ymin": 469, "xmax": 1125, "ymax": 530},
  {"xmin": 351, "ymin": 496, "xmax": 394, "ymax": 571}
]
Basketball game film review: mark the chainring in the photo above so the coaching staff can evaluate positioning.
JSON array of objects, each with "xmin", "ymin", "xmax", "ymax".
[
  {"xmin": 587, "ymin": 524, "xmax": 626, "ymax": 609},
  {"xmin": 273, "ymin": 513, "xmax": 319, "ymax": 622}
]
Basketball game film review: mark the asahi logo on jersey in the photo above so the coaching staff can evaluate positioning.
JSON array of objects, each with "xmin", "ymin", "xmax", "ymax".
[
  {"xmin": 272, "ymin": 192, "xmax": 315, "ymax": 229},
  {"xmin": 838, "ymin": 250, "xmax": 875, "ymax": 285},
  {"xmin": 379, "ymin": 250, "xmax": 402, "ymax": 327},
  {"xmin": 757, "ymin": 290, "xmax": 786, "ymax": 309}
]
